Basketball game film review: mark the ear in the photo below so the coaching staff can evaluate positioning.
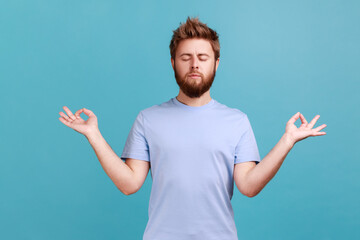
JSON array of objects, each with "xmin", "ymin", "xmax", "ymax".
[
  {"xmin": 215, "ymin": 58, "xmax": 220, "ymax": 72},
  {"xmin": 171, "ymin": 58, "xmax": 175, "ymax": 70}
]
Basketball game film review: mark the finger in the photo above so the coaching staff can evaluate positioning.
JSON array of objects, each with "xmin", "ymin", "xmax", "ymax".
[
  {"xmin": 313, "ymin": 131, "xmax": 326, "ymax": 136},
  {"xmin": 59, "ymin": 117, "xmax": 72, "ymax": 127},
  {"xmin": 313, "ymin": 124, "xmax": 327, "ymax": 132},
  {"xmin": 74, "ymin": 109, "xmax": 85, "ymax": 119},
  {"xmin": 299, "ymin": 113, "xmax": 308, "ymax": 126},
  {"xmin": 308, "ymin": 115, "xmax": 320, "ymax": 129},
  {"xmin": 63, "ymin": 106, "xmax": 77, "ymax": 120},
  {"xmin": 82, "ymin": 108, "xmax": 95, "ymax": 117},
  {"xmin": 287, "ymin": 112, "xmax": 300, "ymax": 125},
  {"xmin": 59, "ymin": 112, "xmax": 71, "ymax": 121}
]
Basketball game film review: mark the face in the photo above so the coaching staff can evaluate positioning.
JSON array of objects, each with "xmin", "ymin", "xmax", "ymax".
[{"xmin": 171, "ymin": 38, "xmax": 219, "ymax": 98}]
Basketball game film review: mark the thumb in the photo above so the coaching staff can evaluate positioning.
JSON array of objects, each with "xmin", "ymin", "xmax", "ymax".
[
  {"xmin": 287, "ymin": 112, "xmax": 300, "ymax": 125},
  {"xmin": 83, "ymin": 108, "xmax": 95, "ymax": 117}
]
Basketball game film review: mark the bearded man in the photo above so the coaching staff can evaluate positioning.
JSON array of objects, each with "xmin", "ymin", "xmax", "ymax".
[{"xmin": 59, "ymin": 16, "xmax": 327, "ymax": 240}]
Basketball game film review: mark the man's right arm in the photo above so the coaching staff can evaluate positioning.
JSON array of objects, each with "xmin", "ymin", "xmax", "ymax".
[
  {"xmin": 86, "ymin": 130, "xmax": 149, "ymax": 195},
  {"xmin": 59, "ymin": 106, "xmax": 149, "ymax": 195}
]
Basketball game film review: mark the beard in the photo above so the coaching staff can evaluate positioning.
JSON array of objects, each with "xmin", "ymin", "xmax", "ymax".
[{"xmin": 174, "ymin": 61, "xmax": 216, "ymax": 98}]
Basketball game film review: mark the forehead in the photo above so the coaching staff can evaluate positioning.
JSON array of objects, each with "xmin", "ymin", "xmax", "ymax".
[{"xmin": 176, "ymin": 38, "xmax": 214, "ymax": 57}]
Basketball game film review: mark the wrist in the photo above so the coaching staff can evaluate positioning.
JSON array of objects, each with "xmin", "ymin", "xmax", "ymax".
[
  {"xmin": 281, "ymin": 133, "xmax": 296, "ymax": 149},
  {"xmin": 85, "ymin": 129, "xmax": 102, "ymax": 141}
]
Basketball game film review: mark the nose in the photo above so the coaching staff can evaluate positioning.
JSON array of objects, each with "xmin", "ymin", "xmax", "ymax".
[{"xmin": 191, "ymin": 58, "xmax": 199, "ymax": 70}]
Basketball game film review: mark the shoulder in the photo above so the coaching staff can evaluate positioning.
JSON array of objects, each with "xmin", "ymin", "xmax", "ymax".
[
  {"xmin": 213, "ymin": 99, "xmax": 248, "ymax": 120},
  {"xmin": 138, "ymin": 98, "xmax": 174, "ymax": 117}
]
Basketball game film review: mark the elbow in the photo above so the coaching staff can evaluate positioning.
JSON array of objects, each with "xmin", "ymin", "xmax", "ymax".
[
  {"xmin": 122, "ymin": 190, "xmax": 132, "ymax": 196},
  {"xmin": 115, "ymin": 179, "xmax": 139, "ymax": 196},
  {"xmin": 245, "ymin": 189, "xmax": 259, "ymax": 198},
  {"xmin": 120, "ymin": 188, "xmax": 134, "ymax": 196},
  {"xmin": 246, "ymin": 193, "xmax": 256, "ymax": 198},
  {"xmin": 119, "ymin": 185, "xmax": 139, "ymax": 196},
  {"xmin": 237, "ymin": 186, "xmax": 258, "ymax": 198}
]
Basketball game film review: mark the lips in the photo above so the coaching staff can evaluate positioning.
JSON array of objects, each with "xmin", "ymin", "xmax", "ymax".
[{"xmin": 189, "ymin": 74, "xmax": 201, "ymax": 77}]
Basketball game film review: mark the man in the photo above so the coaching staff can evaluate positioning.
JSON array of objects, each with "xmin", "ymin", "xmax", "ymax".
[{"xmin": 59, "ymin": 17, "xmax": 327, "ymax": 240}]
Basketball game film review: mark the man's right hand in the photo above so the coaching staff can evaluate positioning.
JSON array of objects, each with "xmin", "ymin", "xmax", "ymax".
[{"xmin": 58, "ymin": 106, "xmax": 99, "ymax": 137}]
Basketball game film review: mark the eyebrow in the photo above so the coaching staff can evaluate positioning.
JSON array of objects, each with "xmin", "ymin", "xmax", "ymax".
[{"xmin": 179, "ymin": 53, "xmax": 210, "ymax": 57}]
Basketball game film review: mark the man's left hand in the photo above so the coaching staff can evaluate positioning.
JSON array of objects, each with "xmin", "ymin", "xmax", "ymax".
[{"xmin": 285, "ymin": 112, "xmax": 327, "ymax": 146}]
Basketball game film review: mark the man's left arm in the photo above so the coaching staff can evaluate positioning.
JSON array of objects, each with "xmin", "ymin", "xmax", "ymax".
[{"xmin": 234, "ymin": 112, "xmax": 327, "ymax": 197}]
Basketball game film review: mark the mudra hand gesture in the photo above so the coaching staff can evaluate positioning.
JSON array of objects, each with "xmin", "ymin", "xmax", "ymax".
[
  {"xmin": 58, "ymin": 106, "xmax": 99, "ymax": 137},
  {"xmin": 285, "ymin": 112, "xmax": 327, "ymax": 146}
]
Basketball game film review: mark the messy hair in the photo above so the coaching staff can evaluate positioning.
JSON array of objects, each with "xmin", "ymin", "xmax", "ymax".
[{"xmin": 169, "ymin": 16, "xmax": 220, "ymax": 61}]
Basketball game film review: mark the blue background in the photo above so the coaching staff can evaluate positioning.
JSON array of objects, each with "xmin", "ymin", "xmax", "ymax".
[{"xmin": 1, "ymin": 0, "xmax": 359, "ymax": 239}]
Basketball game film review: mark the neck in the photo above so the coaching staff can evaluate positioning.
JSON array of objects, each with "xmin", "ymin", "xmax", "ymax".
[{"xmin": 176, "ymin": 90, "xmax": 212, "ymax": 107}]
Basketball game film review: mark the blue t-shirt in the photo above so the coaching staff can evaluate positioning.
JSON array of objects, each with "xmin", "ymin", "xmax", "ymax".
[{"xmin": 121, "ymin": 97, "xmax": 261, "ymax": 240}]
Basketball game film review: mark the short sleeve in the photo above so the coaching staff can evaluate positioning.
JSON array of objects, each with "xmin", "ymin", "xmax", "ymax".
[
  {"xmin": 234, "ymin": 114, "xmax": 261, "ymax": 164},
  {"xmin": 120, "ymin": 111, "xmax": 150, "ymax": 162}
]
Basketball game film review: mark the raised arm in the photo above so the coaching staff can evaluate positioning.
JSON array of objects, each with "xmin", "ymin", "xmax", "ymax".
[
  {"xmin": 58, "ymin": 106, "xmax": 149, "ymax": 195},
  {"xmin": 234, "ymin": 112, "xmax": 327, "ymax": 197}
]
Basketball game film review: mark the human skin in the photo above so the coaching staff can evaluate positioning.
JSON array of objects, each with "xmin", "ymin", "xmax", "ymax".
[
  {"xmin": 171, "ymin": 38, "xmax": 219, "ymax": 107},
  {"xmin": 58, "ymin": 107, "xmax": 142, "ymax": 195},
  {"xmin": 169, "ymin": 38, "xmax": 328, "ymax": 198},
  {"xmin": 59, "ymin": 38, "xmax": 327, "ymax": 197},
  {"xmin": 234, "ymin": 112, "xmax": 327, "ymax": 197}
]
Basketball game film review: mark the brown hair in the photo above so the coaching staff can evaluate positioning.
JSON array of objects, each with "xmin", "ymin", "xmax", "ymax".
[{"xmin": 169, "ymin": 16, "xmax": 220, "ymax": 61}]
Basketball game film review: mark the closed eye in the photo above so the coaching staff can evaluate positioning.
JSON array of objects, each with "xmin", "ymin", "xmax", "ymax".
[{"xmin": 181, "ymin": 58, "xmax": 208, "ymax": 61}]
